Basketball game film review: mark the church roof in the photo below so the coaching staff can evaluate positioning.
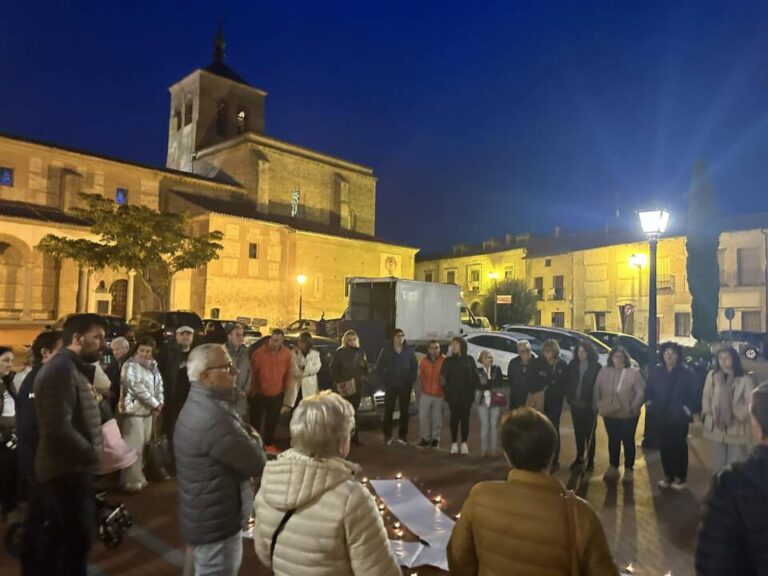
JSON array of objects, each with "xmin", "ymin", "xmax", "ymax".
[
  {"xmin": 203, "ymin": 24, "xmax": 250, "ymax": 87},
  {"xmin": 0, "ymin": 198, "xmax": 87, "ymax": 226}
]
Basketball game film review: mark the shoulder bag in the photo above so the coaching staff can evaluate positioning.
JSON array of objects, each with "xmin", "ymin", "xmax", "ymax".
[
  {"xmin": 270, "ymin": 509, "xmax": 296, "ymax": 564},
  {"xmin": 145, "ymin": 413, "xmax": 171, "ymax": 482}
]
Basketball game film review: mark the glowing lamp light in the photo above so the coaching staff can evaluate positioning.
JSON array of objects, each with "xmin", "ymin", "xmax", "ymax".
[
  {"xmin": 395, "ymin": 472, "xmax": 403, "ymax": 480},
  {"xmin": 638, "ymin": 209, "xmax": 670, "ymax": 237},
  {"xmin": 296, "ymin": 274, "xmax": 307, "ymax": 285},
  {"xmin": 628, "ymin": 253, "xmax": 647, "ymax": 268}
]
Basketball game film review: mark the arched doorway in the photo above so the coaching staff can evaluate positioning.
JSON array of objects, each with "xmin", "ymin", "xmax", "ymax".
[
  {"xmin": 110, "ymin": 279, "xmax": 128, "ymax": 318},
  {"xmin": 0, "ymin": 242, "xmax": 24, "ymax": 319},
  {"xmin": 470, "ymin": 301, "xmax": 482, "ymax": 316}
]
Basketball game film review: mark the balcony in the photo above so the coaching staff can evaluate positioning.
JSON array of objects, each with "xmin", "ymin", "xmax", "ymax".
[{"xmin": 657, "ymin": 275, "xmax": 675, "ymax": 293}]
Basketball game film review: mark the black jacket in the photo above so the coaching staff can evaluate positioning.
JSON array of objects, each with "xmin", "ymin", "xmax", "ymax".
[
  {"xmin": 441, "ymin": 355, "xmax": 479, "ymax": 405},
  {"xmin": 566, "ymin": 359, "xmax": 601, "ymax": 407},
  {"xmin": 331, "ymin": 346, "xmax": 369, "ymax": 387},
  {"xmin": 157, "ymin": 344, "xmax": 192, "ymax": 412},
  {"xmin": 376, "ymin": 345, "xmax": 418, "ymax": 389},
  {"xmin": 16, "ymin": 364, "xmax": 43, "ymax": 485},
  {"xmin": 34, "ymin": 348, "xmax": 102, "ymax": 483},
  {"xmin": 174, "ymin": 383, "xmax": 266, "ymax": 545},
  {"xmin": 531, "ymin": 357, "xmax": 569, "ymax": 410},
  {"xmin": 696, "ymin": 445, "xmax": 768, "ymax": 576},
  {"xmin": 507, "ymin": 357, "xmax": 535, "ymax": 409},
  {"xmin": 646, "ymin": 364, "xmax": 700, "ymax": 424}
]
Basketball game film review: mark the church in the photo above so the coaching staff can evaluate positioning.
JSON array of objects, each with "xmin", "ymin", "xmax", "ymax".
[{"xmin": 0, "ymin": 30, "xmax": 417, "ymax": 330}]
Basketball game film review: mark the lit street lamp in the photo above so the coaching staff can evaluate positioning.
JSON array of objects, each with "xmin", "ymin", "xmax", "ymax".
[
  {"xmin": 638, "ymin": 208, "xmax": 670, "ymax": 449},
  {"xmin": 488, "ymin": 271, "xmax": 500, "ymax": 328},
  {"xmin": 297, "ymin": 274, "xmax": 307, "ymax": 320}
]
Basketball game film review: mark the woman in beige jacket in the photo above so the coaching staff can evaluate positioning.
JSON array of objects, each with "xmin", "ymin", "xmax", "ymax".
[
  {"xmin": 253, "ymin": 391, "xmax": 400, "ymax": 576},
  {"xmin": 701, "ymin": 346, "xmax": 755, "ymax": 469},
  {"xmin": 594, "ymin": 346, "xmax": 645, "ymax": 484}
]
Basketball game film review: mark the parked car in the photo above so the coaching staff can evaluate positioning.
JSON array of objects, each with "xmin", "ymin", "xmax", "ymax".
[
  {"xmin": 475, "ymin": 316, "xmax": 493, "ymax": 331},
  {"xmin": 128, "ymin": 310, "xmax": 204, "ymax": 347},
  {"xmin": 463, "ymin": 332, "xmax": 539, "ymax": 377},
  {"xmin": 284, "ymin": 317, "xmax": 341, "ymax": 338},
  {"xmin": 502, "ymin": 325, "xmax": 621, "ymax": 367},
  {"xmin": 718, "ymin": 330, "xmax": 767, "ymax": 360},
  {"xmin": 52, "ymin": 313, "xmax": 128, "ymax": 348},
  {"xmin": 202, "ymin": 319, "xmax": 262, "ymax": 346},
  {"xmin": 589, "ymin": 331, "xmax": 650, "ymax": 367}
]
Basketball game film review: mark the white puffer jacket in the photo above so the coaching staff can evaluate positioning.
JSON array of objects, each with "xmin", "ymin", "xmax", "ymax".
[
  {"xmin": 119, "ymin": 356, "xmax": 164, "ymax": 417},
  {"xmin": 285, "ymin": 348, "xmax": 322, "ymax": 408},
  {"xmin": 253, "ymin": 449, "xmax": 401, "ymax": 576}
]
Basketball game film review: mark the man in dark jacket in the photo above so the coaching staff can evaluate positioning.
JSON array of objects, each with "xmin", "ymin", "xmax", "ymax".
[
  {"xmin": 175, "ymin": 343, "xmax": 266, "ymax": 575},
  {"xmin": 34, "ymin": 314, "xmax": 105, "ymax": 576},
  {"xmin": 157, "ymin": 325, "xmax": 195, "ymax": 442},
  {"xmin": 507, "ymin": 340, "xmax": 535, "ymax": 410},
  {"xmin": 696, "ymin": 383, "xmax": 768, "ymax": 575},
  {"xmin": 377, "ymin": 329, "xmax": 418, "ymax": 445}
]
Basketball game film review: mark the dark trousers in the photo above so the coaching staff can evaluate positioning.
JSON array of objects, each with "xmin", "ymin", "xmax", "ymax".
[
  {"xmin": 345, "ymin": 392, "xmax": 361, "ymax": 442},
  {"xmin": 38, "ymin": 472, "xmax": 95, "ymax": 576},
  {"xmin": 383, "ymin": 386, "xmax": 412, "ymax": 440},
  {"xmin": 659, "ymin": 420, "xmax": 690, "ymax": 481},
  {"xmin": 250, "ymin": 393, "xmax": 284, "ymax": 446},
  {"xmin": 21, "ymin": 481, "xmax": 47, "ymax": 576},
  {"xmin": 447, "ymin": 398, "xmax": 472, "ymax": 444},
  {"xmin": 604, "ymin": 416, "xmax": 639, "ymax": 469},
  {"xmin": 544, "ymin": 400, "xmax": 563, "ymax": 462},
  {"xmin": 571, "ymin": 405, "xmax": 596, "ymax": 464}
]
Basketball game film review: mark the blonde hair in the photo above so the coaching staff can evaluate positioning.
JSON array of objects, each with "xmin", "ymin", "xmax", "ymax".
[
  {"xmin": 341, "ymin": 330, "xmax": 360, "ymax": 348},
  {"xmin": 517, "ymin": 340, "xmax": 532, "ymax": 352},
  {"xmin": 541, "ymin": 338, "xmax": 560, "ymax": 358},
  {"xmin": 478, "ymin": 350, "xmax": 494, "ymax": 363},
  {"xmin": 290, "ymin": 391, "xmax": 356, "ymax": 458}
]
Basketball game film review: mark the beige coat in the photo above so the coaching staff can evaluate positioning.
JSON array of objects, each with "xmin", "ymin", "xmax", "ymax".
[
  {"xmin": 285, "ymin": 348, "xmax": 322, "ymax": 408},
  {"xmin": 701, "ymin": 371, "xmax": 755, "ymax": 444},
  {"xmin": 594, "ymin": 366, "xmax": 645, "ymax": 419},
  {"xmin": 448, "ymin": 470, "xmax": 618, "ymax": 576},
  {"xmin": 253, "ymin": 449, "xmax": 400, "ymax": 576}
]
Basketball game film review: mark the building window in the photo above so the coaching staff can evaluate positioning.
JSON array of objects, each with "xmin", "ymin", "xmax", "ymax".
[
  {"xmin": 216, "ymin": 100, "xmax": 227, "ymax": 136},
  {"xmin": 446, "ymin": 270, "xmax": 456, "ymax": 284},
  {"xmin": 210, "ymin": 307, "xmax": 220, "ymax": 319},
  {"xmin": 737, "ymin": 247, "xmax": 763, "ymax": 286},
  {"xmin": 594, "ymin": 312, "xmax": 606, "ymax": 331},
  {"xmin": 115, "ymin": 188, "xmax": 128, "ymax": 205},
  {"xmin": 534, "ymin": 277, "xmax": 544, "ymax": 300},
  {"xmin": 551, "ymin": 312, "xmax": 565, "ymax": 328},
  {"xmin": 545, "ymin": 259, "xmax": 552, "ymax": 267},
  {"xmin": 552, "ymin": 275, "xmax": 565, "ymax": 300},
  {"xmin": 718, "ymin": 249, "xmax": 728, "ymax": 287},
  {"xmin": 184, "ymin": 99, "xmax": 193, "ymax": 126},
  {"xmin": 504, "ymin": 266, "xmax": 514, "ymax": 279},
  {"xmin": 675, "ymin": 313, "xmax": 691, "ymax": 337},
  {"xmin": 742, "ymin": 311, "xmax": 762, "ymax": 332},
  {"xmin": 248, "ymin": 243, "xmax": 258, "ymax": 259},
  {"xmin": 535, "ymin": 310, "xmax": 542, "ymax": 325},
  {"xmin": 174, "ymin": 109, "xmax": 182, "ymax": 131},
  {"xmin": 236, "ymin": 109, "xmax": 247, "ymax": 134},
  {"xmin": 0, "ymin": 167, "xmax": 13, "ymax": 187},
  {"xmin": 424, "ymin": 271, "xmax": 433, "ymax": 282}
]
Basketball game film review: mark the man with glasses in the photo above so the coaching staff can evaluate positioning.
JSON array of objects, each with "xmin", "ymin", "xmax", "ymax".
[
  {"xmin": 175, "ymin": 343, "xmax": 266, "ymax": 576},
  {"xmin": 417, "ymin": 340, "xmax": 445, "ymax": 448}
]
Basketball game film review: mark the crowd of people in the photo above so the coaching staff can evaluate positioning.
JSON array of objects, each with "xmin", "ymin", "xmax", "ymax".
[{"xmin": 0, "ymin": 314, "xmax": 766, "ymax": 575}]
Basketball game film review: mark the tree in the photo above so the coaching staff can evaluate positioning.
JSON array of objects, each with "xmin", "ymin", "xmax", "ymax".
[
  {"xmin": 480, "ymin": 278, "xmax": 538, "ymax": 327},
  {"xmin": 37, "ymin": 193, "xmax": 223, "ymax": 310},
  {"xmin": 685, "ymin": 162, "xmax": 720, "ymax": 342}
]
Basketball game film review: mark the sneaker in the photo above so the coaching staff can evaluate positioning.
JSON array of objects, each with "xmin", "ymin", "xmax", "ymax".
[
  {"xmin": 622, "ymin": 469, "xmax": 634, "ymax": 484},
  {"xmin": 384, "ymin": 436, "xmax": 393, "ymax": 445},
  {"xmin": 396, "ymin": 437, "xmax": 409, "ymax": 446},
  {"xmin": 603, "ymin": 466, "xmax": 620, "ymax": 483},
  {"xmin": 657, "ymin": 478, "xmax": 672, "ymax": 490},
  {"xmin": 670, "ymin": 479, "xmax": 688, "ymax": 492},
  {"xmin": 460, "ymin": 442, "xmax": 469, "ymax": 455},
  {"xmin": 430, "ymin": 439, "xmax": 439, "ymax": 448},
  {"xmin": 450, "ymin": 443, "xmax": 459, "ymax": 454},
  {"xmin": 417, "ymin": 439, "xmax": 430, "ymax": 448},
  {"xmin": 569, "ymin": 458, "xmax": 584, "ymax": 473}
]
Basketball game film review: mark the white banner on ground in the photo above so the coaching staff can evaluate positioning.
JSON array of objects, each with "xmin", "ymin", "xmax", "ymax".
[{"xmin": 371, "ymin": 479, "xmax": 455, "ymax": 571}]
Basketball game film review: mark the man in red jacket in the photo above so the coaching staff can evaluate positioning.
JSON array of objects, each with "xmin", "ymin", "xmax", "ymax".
[
  {"xmin": 250, "ymin": 329, "xmax": 292, "ymax": 454},
  {"xmin": 418, "ymin": 340, "xmax": 445, "ymax": 448}
]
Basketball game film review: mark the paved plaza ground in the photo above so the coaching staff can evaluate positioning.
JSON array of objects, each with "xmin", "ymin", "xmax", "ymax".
[{"xmin": 2, "ymin": 359, "xmax": 767, "ymax": 576}]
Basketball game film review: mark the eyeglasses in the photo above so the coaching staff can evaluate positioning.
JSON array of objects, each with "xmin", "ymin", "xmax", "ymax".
[{"xmin": 206, "ymin": 362, "xmax": 235, "ymax": 374}]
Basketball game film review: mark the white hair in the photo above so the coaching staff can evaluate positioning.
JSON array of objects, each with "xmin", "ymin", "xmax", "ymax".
[
  {"xmin": 290, "ymin": 391, "xmax": 355, "ymax": 458},
  {"xmin": 187, "ymin": 343, "xmax": 227, "ymax": 382},
  {"xmin": 517, "ymin": 340, "xmax": 532, "ymax": 351},
  {"xmin": 111, "ymin": 337, "xmax": 130, "ymax": 352}
]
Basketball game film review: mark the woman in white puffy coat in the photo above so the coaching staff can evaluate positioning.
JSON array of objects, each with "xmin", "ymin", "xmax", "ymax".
[
  {"xmin": 285, "ymin": 331, "xmax": 322, "ymax": 409},
  {"xmin": 253, "ymin": 391, "xmax": 400, "ymax": 576},
  {"xmin": 118, "ymin": 335, "xmax": 164, "ymax": 492}
]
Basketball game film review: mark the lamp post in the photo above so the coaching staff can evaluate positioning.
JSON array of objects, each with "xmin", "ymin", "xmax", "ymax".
[
  {"xmin": 297, "ymin": 274, "xmax": 307, "ymax": 320},
  {"xmin": 638, "ymin": 209, "xmax": 670, "ymax": 449},
  {"xmin": 488, "ymin": 271, "xmax": 500, "ymax": 328}
]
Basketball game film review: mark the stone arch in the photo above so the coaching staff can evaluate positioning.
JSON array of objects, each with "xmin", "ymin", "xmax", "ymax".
[{"xmin": 0, "ymin": 234, "xmax": 32, "ymax": 320}]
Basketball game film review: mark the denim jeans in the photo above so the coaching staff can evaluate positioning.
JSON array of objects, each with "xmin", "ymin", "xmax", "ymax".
[
  {"xmin": 193, "ymin": 531, "xmax": 243, "ymax": 576},
  {"xmin": 419, "ymin": 394, "xmax": 444, "ymax": 442},
  {"xmin": 476, "ymin": 404, "xmax": 500, "ymax": 455}
]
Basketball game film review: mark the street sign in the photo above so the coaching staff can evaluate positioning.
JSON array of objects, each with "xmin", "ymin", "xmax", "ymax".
[
  {"xmin": 724, "ymin": 307, "xmax": 735, "ymax": 320},
  {"xmin": 496, "ymin": 295, "xmax": 512, "ymax": 304}
]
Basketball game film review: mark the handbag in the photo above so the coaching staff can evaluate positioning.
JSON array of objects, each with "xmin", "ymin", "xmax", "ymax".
[
  {"xmin": 490, "ymin": 390, "xmax": 507, "ymax": 408},
  {"xmin": 145, "ymin": 414, "xmax": 171, "ymax": 482},
  {"xmin": 336, "ymin": 378, "xmax": 357, "ymax": 397},
  {"xmin": 563, "ymin": 490, "xmax": 581, "ymax": 576}
]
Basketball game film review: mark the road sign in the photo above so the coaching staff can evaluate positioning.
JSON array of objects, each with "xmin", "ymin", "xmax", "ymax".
[
  {"xmin": 724, "ymin": 307, "xmax": 735, "ymax": 321},
  {"xmin": 496, "ymin": 295, "xmax": 512, "ymax": 304}
]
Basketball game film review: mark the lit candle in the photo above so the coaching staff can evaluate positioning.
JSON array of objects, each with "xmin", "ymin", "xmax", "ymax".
[
  {"xmin": 394, "ymin": 521, "xmax": 401, "ymax": 529},
  {"xmin": 396, "ymin": 472, "xmax": 403, "ymax": 480},
  {"xmin": 361, "ymin": 477, "xmax": 369, "ymax": 484},
  {"xmin": 378, "ymin": 503, "xmax": 385, "ymax": 511},
  {"xmin": 624, "ymin": 564, "xmax": 634, "ymax": 574},
  {"xmin": 454, "ymin": 512, "xmax": 461, "ymax": 519},
  {"xmin": 433, "ymin": 495, "xmax": 442, "ymax": 503}
]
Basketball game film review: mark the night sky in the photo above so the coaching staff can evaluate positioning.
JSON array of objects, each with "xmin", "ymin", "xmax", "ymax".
[{"xmin": 2, "ymin": 1, "xmax": 768, "ymax": 252}]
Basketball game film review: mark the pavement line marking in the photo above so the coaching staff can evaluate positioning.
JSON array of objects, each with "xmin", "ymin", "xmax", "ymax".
[{"xmin": 128, "ymin": 524, "xmax": 187, "ymax": 569}]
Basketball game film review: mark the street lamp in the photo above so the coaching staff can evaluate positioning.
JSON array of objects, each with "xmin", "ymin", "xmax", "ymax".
[
  {"xmin": 638, "ymin": 208, "xmax": 670, "ymax": 449},
  {"xmin": 488, "ymin": 271, "xmax": 500, "ymax": 328},
  {"xmin": 297, "ymin": 274, "xmax": 307, "ymax": 320}
]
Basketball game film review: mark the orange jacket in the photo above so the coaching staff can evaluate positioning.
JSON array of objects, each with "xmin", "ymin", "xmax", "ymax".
[
  {"xmin": 419, "ymin": 354, "xmax": 445, "ymax": 397},
  {"xmin": 250, "ymin": 345, "xmax": 292, "ymax": 397}
]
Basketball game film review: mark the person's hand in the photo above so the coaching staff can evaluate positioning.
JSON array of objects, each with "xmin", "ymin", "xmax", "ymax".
[
  {"xmin": 281, "ymin": 405, "xmax": 292, "ymax": 415},
  {"xmin": 155, "ymin": 403, "xmax": 164, "ymax": 413}
]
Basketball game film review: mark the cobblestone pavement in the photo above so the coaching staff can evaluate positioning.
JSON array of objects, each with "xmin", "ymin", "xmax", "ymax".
[{"xmin": 3, "ymin": 359, "xmax": 767, "ymax": 576}]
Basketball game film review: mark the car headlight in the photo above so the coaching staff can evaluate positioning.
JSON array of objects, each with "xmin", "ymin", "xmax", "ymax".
[{"xmin": 359, "ymin": 396, "xmax": 374, "ymax": 411}]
